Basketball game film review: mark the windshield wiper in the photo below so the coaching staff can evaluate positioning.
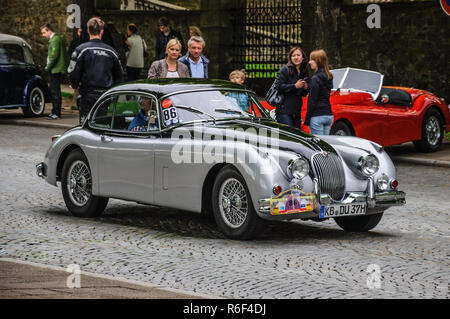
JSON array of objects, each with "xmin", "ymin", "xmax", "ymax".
[
  {"xmin": 214, "ymin": 108, "xmax": 248, "ymax": 116},
  {"xmin": 175, "ymin": 105, "xmax": 217, "ymax": 122}
]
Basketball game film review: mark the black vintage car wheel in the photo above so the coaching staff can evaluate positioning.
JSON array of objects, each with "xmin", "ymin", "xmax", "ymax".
[
  {"xmin": 334, "ymin": 213, "xmax": 383, "ymax": 232},
  {"xmin": 212, "ymin": 165, "xmax": 265, "ymax": 240},
  {"xmin": 330, "ymin": 121, "xmax": 353, "ymax": 136},
  {"xmin": 413, "ymin": 109, "xmax": 443, "ymax": 153},
  {"xmin": 61, "ymin": 149, "xmax": 108, "ymax": 217},
  {"xmin": 22, "ymin": 86, "xmax": 45, "ymax": 117}
]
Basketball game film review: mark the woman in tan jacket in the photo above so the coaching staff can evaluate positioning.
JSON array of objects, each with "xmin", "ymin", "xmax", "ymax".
[{"xmin": 147, "ymin": 39, "xmax": 190, "ymax": 79}]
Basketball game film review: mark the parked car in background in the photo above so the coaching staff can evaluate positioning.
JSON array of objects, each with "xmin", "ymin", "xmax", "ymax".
[
  {"xmin": 262, "ymin": 68, "xmax": 450, "ymax": 152},
  {"xmin": 0, "ymin": 33, "xmax": 50, "ymax": 117},
  {"xmin": 36, "ymin": 79, "xmax": 405, "ymax": 240}
]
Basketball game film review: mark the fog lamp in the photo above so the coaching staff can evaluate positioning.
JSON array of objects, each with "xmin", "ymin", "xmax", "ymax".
[{"xmin": 377, "ymin": 174, "xmax": 389, "ymax": 191}]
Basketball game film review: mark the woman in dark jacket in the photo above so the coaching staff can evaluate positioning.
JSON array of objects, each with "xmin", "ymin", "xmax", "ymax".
[
  {"xmin": 275, "ymin": 46, "xmax": 309, "ymax": 128},
  {"xmin": 303, "ymin": 49, "xmax": 334, "ymax": 135}
]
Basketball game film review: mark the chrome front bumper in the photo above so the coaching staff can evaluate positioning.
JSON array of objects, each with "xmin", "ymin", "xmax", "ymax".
[{"xmin": 258, "ymin": 177, "xmax": 406, "ymax": 216}]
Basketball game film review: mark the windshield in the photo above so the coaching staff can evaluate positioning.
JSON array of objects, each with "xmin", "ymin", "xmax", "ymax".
[
  {"xmin": 332, "ymin": 68, "xmax": 383, "ymax": 96},
  {"xmin": 331, "ymin": 68, "xmax": 347, "ymax": 90},
  {"xmin": 160, "ymin": 90, "xmax": 270, "ymax": 126}
]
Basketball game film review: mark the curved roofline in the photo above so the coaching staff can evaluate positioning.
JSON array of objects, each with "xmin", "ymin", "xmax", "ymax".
[
  {"xmin": 0, "ymin": 33, "xmax": 31, "ymax": 49},
  {"xmin": 107, "ymin": 78, "xmax": 255, "ymax": 97}
]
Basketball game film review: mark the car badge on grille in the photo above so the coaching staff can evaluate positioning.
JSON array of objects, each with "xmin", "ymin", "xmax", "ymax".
[{"xmin": 322, "ymin": 151, "xmax": 329, "ymax": 157}]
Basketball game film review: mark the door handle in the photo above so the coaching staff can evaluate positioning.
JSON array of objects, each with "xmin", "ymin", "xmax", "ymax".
[{"xmin": 100, "ymin": 135, "xmax": 113, "ymax": 143}]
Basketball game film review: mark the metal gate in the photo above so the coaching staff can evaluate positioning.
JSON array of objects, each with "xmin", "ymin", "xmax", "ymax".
[{"xmin": 230, "ymin": 0, "xmax": 302, "ymax": 88}]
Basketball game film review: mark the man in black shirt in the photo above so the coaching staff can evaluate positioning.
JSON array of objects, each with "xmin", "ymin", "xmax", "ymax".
[
  {"xmin": 154, "ymin": 17, "xmax": 185, "ymax": 61},
  {"xmin": 79, "ymin": 13, "xmax": 114, "ymax": 47},
  {"xmin": 68, "ymin": 17, "xmax": 123, "ymax": 123}
]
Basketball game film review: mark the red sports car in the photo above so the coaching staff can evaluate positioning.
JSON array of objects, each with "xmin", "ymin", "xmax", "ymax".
[{"xmin": 262, "ymin": 68, "xmax": 450, "ymax": 152}]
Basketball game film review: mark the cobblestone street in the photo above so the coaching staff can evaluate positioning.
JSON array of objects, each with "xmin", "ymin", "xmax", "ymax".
[{"xmin": 0, "ymin": 124, "xmax": 449, "ymax": 298}]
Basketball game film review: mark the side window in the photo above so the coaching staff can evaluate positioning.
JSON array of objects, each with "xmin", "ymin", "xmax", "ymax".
[
  {"xmin": 113, "ymin": 94, "xmax": 159, "ymax": 132},
  {"xmin": 91, "ymin": 96, "xmax": 116, "ymax": 129},
  {"xmin": 23, "ymin": 46, "xmax": 35, "ymax": 65},
  {"xmin": 0, "ymin": 44, "xmax": 25, "ymax": 64}
]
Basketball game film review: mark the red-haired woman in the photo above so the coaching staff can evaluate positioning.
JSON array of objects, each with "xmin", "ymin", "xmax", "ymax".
[{"xmin": 303, "ymin": 49, "xmax": 334, "ymax": 135}]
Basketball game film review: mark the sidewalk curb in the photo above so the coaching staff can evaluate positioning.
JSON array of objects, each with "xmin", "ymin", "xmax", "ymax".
[
  {"xmin": 0, "ymin": 257, "xmax": 221, "ymax": 299},
  {"xmin": 0, "ymin": 119, "xmax": 74, "ymax": 130},
  {"xmin": 390, "ymin": 156, "xmax": 450, "ymax": 168}
]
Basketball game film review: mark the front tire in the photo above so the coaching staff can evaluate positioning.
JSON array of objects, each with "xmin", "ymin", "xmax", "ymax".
[
  {"xmin": 22, "ymin": 86, "xmax": 45, "ymax": 117},
  {"xmin": 334, "ymin": 213, "xmax": 383, "ymax": 232},
  {"xmin": 61, "ymin": 149, "xmax": 108, "ymax": 217},
  {"xmin": 413, "ymin": 109, "xmax": 443, "ymax": 153},
  {"xmin": 212, "ymin": 165, "xmax": 265, "ymax": 240}
]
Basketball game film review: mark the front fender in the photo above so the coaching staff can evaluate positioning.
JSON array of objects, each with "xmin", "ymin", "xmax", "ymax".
[{"xmin": 23, "ymin": 75, "xmax": 51, "ymax": 105}]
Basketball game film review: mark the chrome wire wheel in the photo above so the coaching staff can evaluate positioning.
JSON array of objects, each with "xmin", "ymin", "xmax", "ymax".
[
  {"xmin": 29, "ymin": 87, "xmax": 45, "ymax": 115},
  {"xmin": 218, "ymin": 178, "xmax": 248, "ymax": 229},
  {"xmin": 425, "ymin": 115, "xmax": 441, "ymax": 147},
  {"xmin": 67, "ymin": 160, "xmax": 92, "ymax": 207}
]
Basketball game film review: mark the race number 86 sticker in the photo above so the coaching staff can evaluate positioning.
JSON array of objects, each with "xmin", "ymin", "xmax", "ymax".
[{"xmin": 161, "ymin": 99, "xmax": 179, "ymax": 126}]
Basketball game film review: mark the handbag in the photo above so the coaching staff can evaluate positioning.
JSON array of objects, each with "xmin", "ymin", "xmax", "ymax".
[
  {"xmin": 265, "ymin": 78, "xmax": 284, "ymax": 108},
  {"xmin": 141, "ymin": 38, "xmax": 148, "ymax": 58}
]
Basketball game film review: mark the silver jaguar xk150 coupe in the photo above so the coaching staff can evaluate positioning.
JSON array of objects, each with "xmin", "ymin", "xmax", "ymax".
[{"xmin": 36, "ymin": 79, "xmax": 405, "ymax": 239}]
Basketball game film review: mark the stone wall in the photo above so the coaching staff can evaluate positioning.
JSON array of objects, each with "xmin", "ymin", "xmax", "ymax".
[
  {"xmin": 341, "ymin": 1, "xmax": 450, "ymax": 101},
  {"xmin": 0, "ymin": 0, "xmax": 74, "ymax": 71}
]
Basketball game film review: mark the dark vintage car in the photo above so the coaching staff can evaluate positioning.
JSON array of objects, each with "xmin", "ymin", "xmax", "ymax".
[
  {"xmin": 0, "ymin": 33, "xmax": 50, "ymax": 116},
  {"xmin": 36, "ymin": 79, "xmax": 406, "ymax": 240}
]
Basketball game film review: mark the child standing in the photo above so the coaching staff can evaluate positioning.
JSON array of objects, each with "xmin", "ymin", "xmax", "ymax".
[{"xmin": 228, "ymin": 69, "xmax": 250, "ymax": 111}]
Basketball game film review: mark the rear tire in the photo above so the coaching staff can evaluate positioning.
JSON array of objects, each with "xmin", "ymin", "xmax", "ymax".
[
  {"xmin": 22, "ymin": 86, "xmax": 45, "ymax": 117},
  {"xmin": 334, "ymin": 213, "xmax": 383, "ymax": 232},
  {"xmin": 413, "ymin": 109, "xmax": 443, "ymax": 153},
  {"xmin": 330, "ymin": 121, "xmax": 353, "ymax": 136},
  {"xmin": 212, "ymin": 165, "xmax": 265, "ymax": 240},
  {"xmin": 61, "ymin": 149, "xmax": 108, "ymax": 217}
]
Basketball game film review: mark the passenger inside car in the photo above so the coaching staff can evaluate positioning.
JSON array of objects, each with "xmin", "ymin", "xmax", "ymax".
[{"xmin": 128, "ymin": 97, "xmax": 158, "ymax": 131}]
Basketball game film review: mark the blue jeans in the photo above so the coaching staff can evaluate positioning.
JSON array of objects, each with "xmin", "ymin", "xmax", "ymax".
[
  {"xmin": 276, "ymin": 113, "xmax": 302, "ymax": 129},
  {"xmin": 309, "ymin": 115, "xmax": 334, "ymax": 135}
]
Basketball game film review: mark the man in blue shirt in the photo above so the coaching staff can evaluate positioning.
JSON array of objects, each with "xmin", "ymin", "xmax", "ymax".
[
  {"xmin": 128, "ymin": 97, "xmax": 158, "ymax": 131},
  {"xmin": 179, "ymin": 36, "xmax": 209, "ymax": 78}
]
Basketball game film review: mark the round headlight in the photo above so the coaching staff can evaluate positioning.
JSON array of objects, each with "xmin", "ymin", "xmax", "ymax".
[
  {"xmin": 358, "ymin": 154, "xmax": 379, "ymax": 176},
  {"xmin": 287, "ymin": 157, "xmax": 310, "ymax": 180},
  {"xmin": 377, "ymin": 173, "xmax": 389, "ymax": 191}
]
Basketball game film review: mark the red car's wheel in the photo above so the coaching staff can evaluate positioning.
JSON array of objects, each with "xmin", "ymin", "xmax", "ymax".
[
  {"xmin": 413, "ymin": 109, "xmax": 444, "ymax": 153},
  {"xmin": 330, "ymin": 121, "xmax": 353, "ymax": 136}
]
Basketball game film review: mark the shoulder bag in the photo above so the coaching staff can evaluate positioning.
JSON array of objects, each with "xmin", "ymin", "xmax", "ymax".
[{"xmin": 265, "ymin": 78, "xmax": 284, "ymax": 108}]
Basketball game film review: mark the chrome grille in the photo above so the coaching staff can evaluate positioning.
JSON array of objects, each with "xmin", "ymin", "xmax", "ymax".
[{"xmin": 311, "ymin": 152, "xmax": 346, "ymax": 201}]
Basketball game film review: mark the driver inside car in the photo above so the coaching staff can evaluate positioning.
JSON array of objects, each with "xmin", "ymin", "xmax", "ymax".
[{"xmin": 128, "ymin": 97, "xmax": 158, "ymax": 131}]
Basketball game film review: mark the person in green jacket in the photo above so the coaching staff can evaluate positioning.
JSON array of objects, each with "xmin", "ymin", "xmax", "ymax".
[{"xmin": 41, "ymin": 24, "xmax": 69, "ymax": 119}]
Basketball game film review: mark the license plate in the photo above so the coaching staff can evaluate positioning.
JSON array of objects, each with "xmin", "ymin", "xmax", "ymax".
[{"xmin": 320, "ymin": 203, "xmax": 367, "ymax": 218}]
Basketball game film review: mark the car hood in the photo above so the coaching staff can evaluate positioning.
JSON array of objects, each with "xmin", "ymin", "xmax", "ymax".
[{"xmin": 182, "ymin": 118, "xmax": 337, "ymax": 159}]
